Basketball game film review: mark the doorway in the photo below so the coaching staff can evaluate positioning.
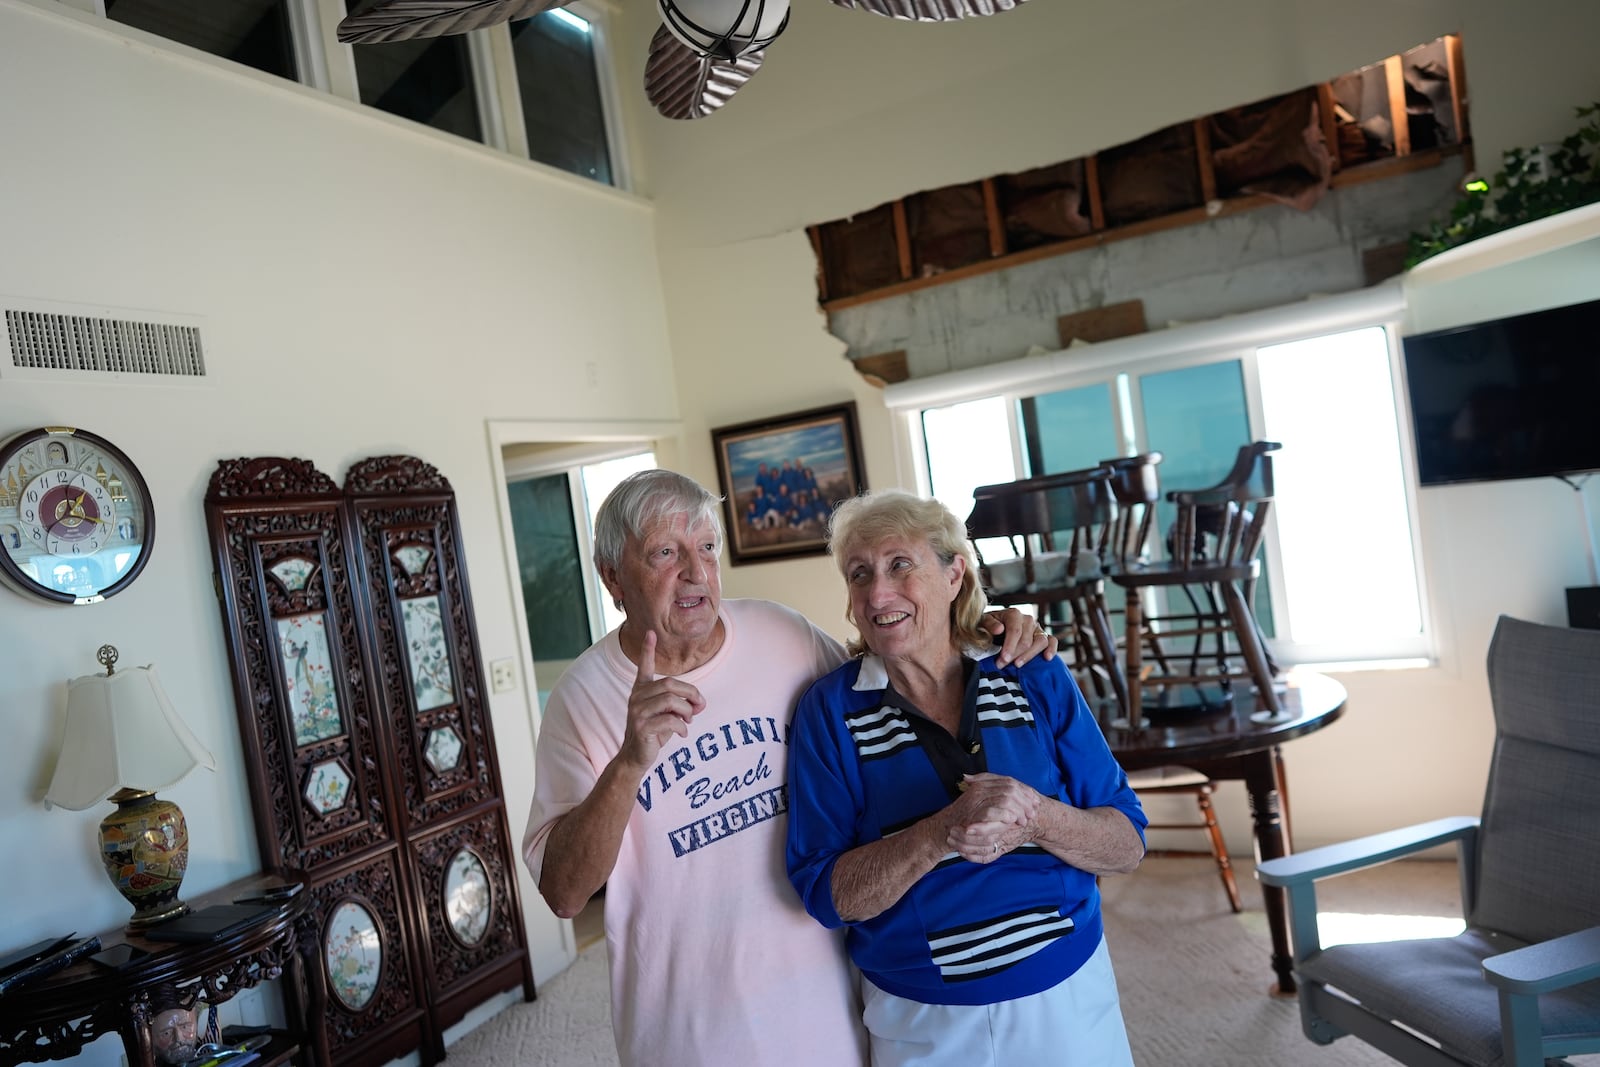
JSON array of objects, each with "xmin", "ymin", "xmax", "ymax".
[{"xmin": 501, "ymin": 444, "xmax": 656, "ymax": 706}]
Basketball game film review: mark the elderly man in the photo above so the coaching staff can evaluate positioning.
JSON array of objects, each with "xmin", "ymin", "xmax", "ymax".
[{"xmin": 522, "ymin": 469, "xmax": 1050, "ymax": 1067}]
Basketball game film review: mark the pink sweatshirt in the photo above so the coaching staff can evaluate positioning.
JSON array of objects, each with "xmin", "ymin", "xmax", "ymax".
[{"xmin": 523, "ymin": 599, "xmax": 867, "ymax": 1067}]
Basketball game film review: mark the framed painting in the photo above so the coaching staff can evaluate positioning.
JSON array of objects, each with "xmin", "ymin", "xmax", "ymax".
[{"xmin": 711, "ymin": 402, "xmax": 865, "ymax": 565}]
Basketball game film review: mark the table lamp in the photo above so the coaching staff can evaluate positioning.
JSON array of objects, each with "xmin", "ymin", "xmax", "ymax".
[{"xmin": 44, "ymin": 645, "xmax": 217, "ymax": 930}]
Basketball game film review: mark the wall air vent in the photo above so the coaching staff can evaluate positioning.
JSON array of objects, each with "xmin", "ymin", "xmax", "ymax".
[{"xmin": 3, "ymin": 307, "xmax": 206, "ymax": 378}]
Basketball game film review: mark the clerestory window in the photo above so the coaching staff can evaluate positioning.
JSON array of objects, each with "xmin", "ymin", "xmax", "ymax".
[{"xmin": 82, "ymin": 0, "xmax": 626, "ymax": 187}]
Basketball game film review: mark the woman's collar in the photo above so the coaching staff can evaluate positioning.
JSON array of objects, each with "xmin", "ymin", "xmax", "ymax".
[{"xmin": 852, "ymin": 642, "xmax": 992, "ymax": 692}]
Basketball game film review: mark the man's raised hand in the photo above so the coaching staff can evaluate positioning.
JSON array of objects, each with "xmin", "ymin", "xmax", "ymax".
[{"xmin": 619, "ymin": 630, "xmax": 706, "ymax": 772}]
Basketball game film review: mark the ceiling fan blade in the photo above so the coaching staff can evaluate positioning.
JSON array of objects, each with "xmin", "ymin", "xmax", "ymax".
[
  {"xmin": 827, "ymin": 0, "xmax": 1025, "ymax": 21},
  {"xmin": 644, "ymin": 25, "xmax": 764, "ymax": 121},
  {"xmin": 337, "ymin": 0, "xmax": 566, "ymax": 45}
]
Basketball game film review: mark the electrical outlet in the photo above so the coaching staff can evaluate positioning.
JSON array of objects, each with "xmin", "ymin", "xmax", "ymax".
[{"xmin": 489, "ymin": 658, "xmax": 518, "ymax": 693}]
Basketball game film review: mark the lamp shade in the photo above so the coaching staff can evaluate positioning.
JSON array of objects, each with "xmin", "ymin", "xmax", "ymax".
[{"xmin": 45, "ymin": 663, "xmax": 216, "ymax": 811}]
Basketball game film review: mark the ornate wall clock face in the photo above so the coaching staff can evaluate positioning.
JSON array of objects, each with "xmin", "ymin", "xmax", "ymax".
[{"xmin": 0, "ymin": 427, "xmax": 155, "ymax": 604}]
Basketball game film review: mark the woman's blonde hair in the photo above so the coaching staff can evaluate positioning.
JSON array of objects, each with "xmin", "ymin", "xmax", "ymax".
[{"xmin": 827, "ymin": 490, "xmax": 990, "ymax": 657}]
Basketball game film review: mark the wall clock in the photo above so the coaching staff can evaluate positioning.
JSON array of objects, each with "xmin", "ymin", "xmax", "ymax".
[{"xmin": 0, "ymin": 427, "xmax": 154, "ymax": 604}]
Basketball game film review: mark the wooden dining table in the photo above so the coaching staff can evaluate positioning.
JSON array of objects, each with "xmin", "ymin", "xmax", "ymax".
[{"xmin": 1099, "ymin": 671, "xmax": 1349, "ymax": 995}]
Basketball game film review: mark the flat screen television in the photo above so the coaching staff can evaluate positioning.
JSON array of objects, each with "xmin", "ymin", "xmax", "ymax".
[{"xmin": 1402, "ymin": 296, "xmax": 1600, "ymax": 487}]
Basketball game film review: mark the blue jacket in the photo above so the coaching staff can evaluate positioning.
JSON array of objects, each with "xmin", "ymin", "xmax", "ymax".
[{"xmin": 785, "ymin": 649, "xmax": 1147, "ymax": 1005}]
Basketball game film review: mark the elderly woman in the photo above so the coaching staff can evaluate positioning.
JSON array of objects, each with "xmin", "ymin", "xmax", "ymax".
[
  {"xmin": 523, "ymin": 470, "xmax": 1054, "ymax": 1067},
  {"xmin": 786, "ymin": 489, "xmax": 1148, "ymax": 1066}
]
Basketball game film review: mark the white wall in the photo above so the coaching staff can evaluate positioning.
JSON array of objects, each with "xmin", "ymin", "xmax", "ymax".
[
  {"xmin": 0, "ymin": 0, "xmax": 678, "ymax": 1054},
  {"xmin": 632, "ymin": 0, "xmax": 1600, "ymax": 855}
]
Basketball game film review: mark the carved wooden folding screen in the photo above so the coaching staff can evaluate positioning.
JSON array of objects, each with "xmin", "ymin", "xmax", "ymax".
[
  {"xmin": 205, "ymin": 457, "xmax": 534, "ymax": 1067},
  {"xmin": 342, "ymin": 456, "xmax": 531, "ymax": 1027}
]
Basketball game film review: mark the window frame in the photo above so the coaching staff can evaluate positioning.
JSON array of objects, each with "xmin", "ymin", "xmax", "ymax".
[
  {"xmin": 286, "ymin": 0, "xmax": 331, "ymax": 92},
  {"xmin": 883, "ymin": 280, "xmax": 1434, "ymax": 668}
]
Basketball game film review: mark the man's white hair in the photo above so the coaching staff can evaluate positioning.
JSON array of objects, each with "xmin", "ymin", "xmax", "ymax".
[{"xmin": 593, "ymin": 469, "xmax": 724, "ymax": 571}]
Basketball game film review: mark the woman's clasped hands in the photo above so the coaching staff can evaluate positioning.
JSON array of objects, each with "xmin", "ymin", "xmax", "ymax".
[{"xmin": 946, "ymin": 772, "xmax": 1042, "ymax": 863}]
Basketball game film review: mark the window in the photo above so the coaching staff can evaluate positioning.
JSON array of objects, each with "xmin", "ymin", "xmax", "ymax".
[
  {"xmin": 1257, "ymin": 328, "xmax": 1423, "ymax": 660},
  {"xmin": 506, "ymin": 472, "xmax": 592, "ymax": 662},
  {"xmin": 508, "ymin": 8, "xmax": 615, "ymax": 185},
  {"xmin": 1020, "ymin": 381, "xmax": 1119, "ymax": 476},
  {"xmin": 104, "ymin": 0, "xmax": 300, "ymax": 81},
  {"xmin": 921, "ymin": 396, "xmax": 1021, "ymax": 570},
  {"xmin": 922, "ymin": 396, "xmax": 1016, "ymax": 520},
  {"xmin": 345, "ymin": 1, "xmax": 484, "ymax": 142},
  {"xmin": 894, "ymin": 288, "xmax": 1429, "ymax": 667}
]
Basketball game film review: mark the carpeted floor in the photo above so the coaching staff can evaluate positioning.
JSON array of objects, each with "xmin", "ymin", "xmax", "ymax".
[
  {"xmin": 443, "ymin": 855, "xmax": 1594, "ymax": 1066},
  {"xmin": 448, "ymin": 940, "xmax": 615, "ymax": 1067}
]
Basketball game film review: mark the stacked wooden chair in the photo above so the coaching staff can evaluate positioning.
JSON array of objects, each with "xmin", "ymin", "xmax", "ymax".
[
  {"xmin": 1104, "ymin": 441, "xmax": 1284, "ymax": 725},
  {"xmin": 1100, "ymin": 449, "xmax": 1254, "ymax": 912},
  {"xmin": 967, "ymin": 456, "xmax": 1264, "ymax": 912},
  {"xmin": 967, "ymin": 466, "xmax": 1126, "ymax": 715}
]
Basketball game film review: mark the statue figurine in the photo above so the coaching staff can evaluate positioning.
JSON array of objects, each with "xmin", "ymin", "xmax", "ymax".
[{"xmin": 149, "ymin": 1003, "xmax": 199, "ymax": 1066}]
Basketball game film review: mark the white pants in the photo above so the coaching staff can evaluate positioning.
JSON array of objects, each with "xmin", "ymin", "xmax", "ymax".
[{"xmin": 861, "ymin": 938, "xmax": 1134, "ymax": 1066}]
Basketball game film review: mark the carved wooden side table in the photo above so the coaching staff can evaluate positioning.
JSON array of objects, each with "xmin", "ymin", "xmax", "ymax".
[{"xmin": 0, "ymin": 875, "xmax": 329, "ymax": 1067}]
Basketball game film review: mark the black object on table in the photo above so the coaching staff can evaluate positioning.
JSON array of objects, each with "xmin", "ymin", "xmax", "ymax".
[
  {"xmin": 0, "ymin": 933, "xmax": 76, "ymax": 976},
  {"xmin": 144, "ymin": 904, "xmax": 279, "ymax": 944},
  {"xmin": 0, "ymin": 936, "xmax": 101, "ymax": 996}
]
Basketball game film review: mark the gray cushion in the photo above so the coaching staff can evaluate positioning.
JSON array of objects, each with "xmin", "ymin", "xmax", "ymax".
[
  {"xmin": 1475, "ymin": 617, "xmax": 1600, "ymax": 943},
  {"xmin": 1474, "ymin": 739, "xmax": 1600, "ymax": 943},
  {"xmin": 1029, "ymin": 549, "xmax": 1101, "ymax": 588},
  {"xmin": 986, "ymin": 557, "xmax": 1026, "ymax": 594},
  {"xmin": 1301, "ymin": 929, "xmax": 1600, "ymax": 1067},
  {"xmin": 983, "ymin": 550, "xmax": 1103, "ymax": 596}
]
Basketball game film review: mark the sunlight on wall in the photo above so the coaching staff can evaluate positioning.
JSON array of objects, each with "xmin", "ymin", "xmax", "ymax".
[{"xmin": 1318, "ymin": 912, "xmax": 1465, "ymax": 947}]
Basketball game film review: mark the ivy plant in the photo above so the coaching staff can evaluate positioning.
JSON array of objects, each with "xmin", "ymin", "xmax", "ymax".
[{"xmin": 1407, "ymin": 101, "xmax": 1600, "ymax": 268}]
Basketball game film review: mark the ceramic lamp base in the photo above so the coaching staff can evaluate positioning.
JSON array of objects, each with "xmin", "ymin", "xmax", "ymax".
[{"xmin": 99, "ymin": 788, "xmax": 191, "ymax": 929}]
